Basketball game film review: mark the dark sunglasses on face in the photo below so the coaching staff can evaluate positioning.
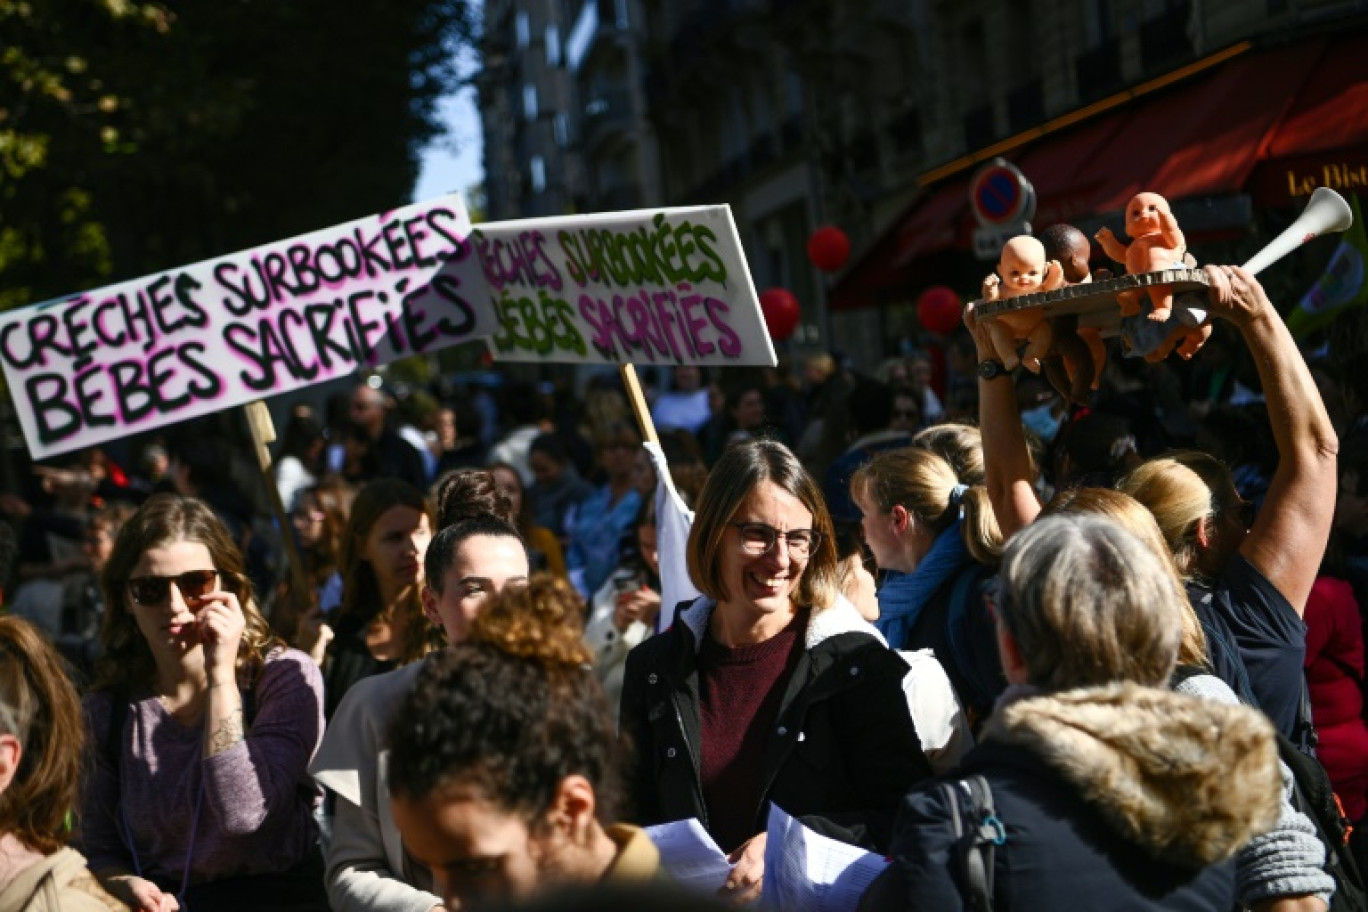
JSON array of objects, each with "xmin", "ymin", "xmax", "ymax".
[{"xmin": 127, "ymin": 570, "xmax": 219, "ymax": 606}]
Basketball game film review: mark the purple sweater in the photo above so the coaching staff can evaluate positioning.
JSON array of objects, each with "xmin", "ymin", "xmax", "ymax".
[{"xmin": 77, "ymin": 649, "xmax": 323, "ymax": 887}]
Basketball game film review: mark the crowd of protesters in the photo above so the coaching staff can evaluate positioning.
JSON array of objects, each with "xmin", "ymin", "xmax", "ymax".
[{"xmin": 1, "ymin": 263, "xmax": 1366, "ymax": 910}]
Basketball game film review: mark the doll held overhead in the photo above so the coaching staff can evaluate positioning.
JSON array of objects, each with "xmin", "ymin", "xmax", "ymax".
[
  {"xmin": 1038, "ymin": 223, "xmax": 1108, "ymax": 403},
  {"xmin": 981, "ymin": 235, "xmax": 1064, "ymax": 373},
  {"xmin": 1095, "ymin": 191, "xmax": 1186, "ymax": 322}
]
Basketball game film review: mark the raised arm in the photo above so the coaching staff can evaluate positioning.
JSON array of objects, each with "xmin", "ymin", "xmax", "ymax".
[
  {"xmin": 966, "ymin": 303, "xmax": 1042, "ymax": 538},
  {"xmin": 1206, "ymin": 265, "xmax": 1338, "ymax": 613}
]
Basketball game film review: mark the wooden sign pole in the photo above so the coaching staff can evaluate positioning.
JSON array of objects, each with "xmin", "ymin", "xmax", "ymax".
[
  {"xmin": 619, "ymin": 364, "xmax": 661, "ymax": 447},
  {"xmin": 242, "ymin": 401, "xmax": 310, "ymax": 606}
]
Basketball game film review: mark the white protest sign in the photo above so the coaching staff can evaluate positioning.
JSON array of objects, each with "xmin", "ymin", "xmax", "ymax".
[
  {"xmin": 473, "ymin": 206, "xmax": 777, "ymax": 367},
  {"xmin": 0, "ymin": 194, "xmax": 494, "ymax": 460}
]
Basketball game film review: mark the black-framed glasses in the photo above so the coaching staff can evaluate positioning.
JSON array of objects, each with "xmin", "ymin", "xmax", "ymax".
[
  {"xmin": 730, "ymin": 522, "xmax": 822, "ymax": 558},
  {"xmin": 126, "ymin": 570, "xmax": 218, "ymax": 606}
]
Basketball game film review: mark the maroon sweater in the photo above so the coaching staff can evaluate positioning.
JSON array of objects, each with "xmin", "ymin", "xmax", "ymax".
[{"xmin": 698, "ymin": 614, "xmax": 806, "ymax": 853}]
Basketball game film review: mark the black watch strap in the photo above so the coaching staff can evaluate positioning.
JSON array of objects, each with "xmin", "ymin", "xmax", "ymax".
[{"xmin": 978, "ymin": 359, "xmax": 1009, "ymax": 380}]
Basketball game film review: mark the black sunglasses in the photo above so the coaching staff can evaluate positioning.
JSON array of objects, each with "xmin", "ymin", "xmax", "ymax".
[{"xmin": 127, "ymin": 570, "xmax": 218, "ymax": 606}]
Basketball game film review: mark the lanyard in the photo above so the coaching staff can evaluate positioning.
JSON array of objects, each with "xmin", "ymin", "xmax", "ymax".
[{"xmin": 119, "ymin": 764, "xmax": 206, "ymax": 909}]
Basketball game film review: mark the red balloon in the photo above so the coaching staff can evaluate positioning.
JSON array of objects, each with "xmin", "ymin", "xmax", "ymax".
[
  {"xmin": 759, "ymin": 288, "xmax": 802, "ymax": 342},
  {"xmin": 807, "ymin": 225, "xmax": 851, "ymax": 273},
  {"xmin": 917, "ymin": 286, "xmax": 962, "ymax": 335}
]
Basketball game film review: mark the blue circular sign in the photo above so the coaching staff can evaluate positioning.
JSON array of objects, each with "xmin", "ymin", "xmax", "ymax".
[{"xmin": 970, "ymin": 162, "xmax": 1028, "ymax": 226}]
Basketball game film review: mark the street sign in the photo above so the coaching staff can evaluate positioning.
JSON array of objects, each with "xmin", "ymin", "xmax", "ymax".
[
  {"xmin": 974, "ymin": 221, "xmax": 1033, "ymax": 261},
  {"xmin": 969, "ymin": 158, "xmax": 1036, "ymax": 227}
]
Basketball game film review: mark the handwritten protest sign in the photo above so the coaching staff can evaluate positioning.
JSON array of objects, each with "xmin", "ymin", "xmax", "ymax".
[
  {"xmin": 474, "ymin": 206, "xmax": 777, "ymax": 367},
  {"xmin": 0, "ymin": 194, "xmax": 493, "ymax": 460}
]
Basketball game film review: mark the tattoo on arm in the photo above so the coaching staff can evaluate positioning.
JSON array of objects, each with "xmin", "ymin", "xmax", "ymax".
[{"xmin": 207, "ymin": 706, "xmax": 245, "ymax": 755}]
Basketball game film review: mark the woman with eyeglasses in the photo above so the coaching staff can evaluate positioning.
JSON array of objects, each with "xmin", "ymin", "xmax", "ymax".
[
  {"xmin": 77, "ymin": 494, "xmax": 327, "ymax": 912},
  {"xmin": 620, "ymin": 439, "xmax": 933, "ymax": 904}
]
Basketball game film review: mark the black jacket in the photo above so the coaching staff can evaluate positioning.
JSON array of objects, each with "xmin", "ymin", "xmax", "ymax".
[
  {"xmin": 619, "ymin": 596, "xmax": 933, "ymax": 853},
  {"xmin": 861, "ymin": 684, "xmax": 1282, "ymax": 912}
]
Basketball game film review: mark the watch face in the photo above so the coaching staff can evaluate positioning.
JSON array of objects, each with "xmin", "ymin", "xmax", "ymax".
[{"xmin": 978, "ymin": 360, "xmax": 1003, "ymax": 379}]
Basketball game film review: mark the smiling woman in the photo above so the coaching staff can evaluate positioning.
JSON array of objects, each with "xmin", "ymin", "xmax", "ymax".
[{"xmin": 620, "ymin": 439, "xmax": 933, "ymax": 904}]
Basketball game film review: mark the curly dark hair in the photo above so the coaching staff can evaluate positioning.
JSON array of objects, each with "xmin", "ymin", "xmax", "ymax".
[{"xmin": 386, "ymin": 574, "xmax": 621, "ymax": 826}]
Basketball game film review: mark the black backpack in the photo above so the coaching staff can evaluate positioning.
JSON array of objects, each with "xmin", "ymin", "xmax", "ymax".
[
  {"xmin": 1172, "ymin": 664, "xmax": 1367, "ymax": 912},
  {"xmin": 941, "ymin": 775, "xmax": 1005, "ymax": 912},
  {"xmin": 1278, "ymin": 734, "xmax": 1368, "ymax": 912}
]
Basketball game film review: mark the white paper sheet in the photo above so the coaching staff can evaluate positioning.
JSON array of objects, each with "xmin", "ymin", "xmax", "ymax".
[
  {"xmin": 645, "ymin": 817, "xmax": 733, "ymax": 894},
  {"xmin": 762, "ymin": 804, "xmax": 891, "ymax": 912}
]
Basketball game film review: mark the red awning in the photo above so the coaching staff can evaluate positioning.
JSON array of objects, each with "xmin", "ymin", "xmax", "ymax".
[
  {"xmin": 1085, "ymin": 42, "xmax": 1322, "ymax": 212},
  {"xmin": 830, "ymin": 31, "xmax": 1368, "ymax": 310},
  {"xmin": 891, "ymin": 180, "xmax": 971, "ymax": 265},
  {"xmin": 1265, "ymin": 37, "xmax": 1368, "ymax": 160}
]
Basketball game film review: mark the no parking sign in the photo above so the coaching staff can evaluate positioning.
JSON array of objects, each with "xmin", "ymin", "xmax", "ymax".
[{"xmin": 970, "ymin": 158, "xmax": 1037, "ymax": 259}]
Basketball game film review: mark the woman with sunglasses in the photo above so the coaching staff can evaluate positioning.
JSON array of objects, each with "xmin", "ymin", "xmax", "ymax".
[
  {"xmin": 78, "ymin": 494, "xmax": 327, "ymax": 912},
  {"xmin": 620, "ymin": 439, "xmax": 932, "ymax": 904}
]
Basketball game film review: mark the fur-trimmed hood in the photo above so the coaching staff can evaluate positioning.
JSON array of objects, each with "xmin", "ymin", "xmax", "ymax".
[
  {"xmin": 675, "ymin": 593, "xmax": 886, "ymax": 653},
  {"xmin": 983, "ymin": 682, "xmax": 1281, "ymax": 868}
]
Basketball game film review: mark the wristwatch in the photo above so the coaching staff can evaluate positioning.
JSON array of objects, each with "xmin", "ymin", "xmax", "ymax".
[{"xmin": 978, "ymin": 358, "xmax": 1010, "ymax": 380}]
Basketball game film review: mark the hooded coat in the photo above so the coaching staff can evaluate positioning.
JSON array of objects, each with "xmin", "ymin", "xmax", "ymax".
[
  {"xmin": 0, "ymin": 848, "xmax": 123, "ymax": 912},
  {"xmin": 861, "ymin": 683, "xmax": 1283, "ymax": 911}
]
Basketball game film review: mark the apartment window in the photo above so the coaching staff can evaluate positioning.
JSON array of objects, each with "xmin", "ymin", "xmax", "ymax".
[
  {"xmin": 530, "ymin": 156, "xmax": 547, "ymax": 193},
  {"xmin": 554, "ymin": 113, "xmax": 569, "ymax": 146},
  {"xmin": 516, "ymin": 11, "xmax": 531, "ymax": 48},
  {"xmin": 546, "ymin": 25, "xmax": 561, "ymax": 66},
  {"xmin": 523, "ymin": 84, "xmax": 538, "ymax": 121},
  {"xmin": 614, "ymin": 0, "xmax": 629, "ymax": 27}
]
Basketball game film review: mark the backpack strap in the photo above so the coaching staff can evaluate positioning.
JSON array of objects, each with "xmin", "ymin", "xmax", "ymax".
[{"xmin": 940, "ymin": 774, "xmax": 1005, "ymax": 912}]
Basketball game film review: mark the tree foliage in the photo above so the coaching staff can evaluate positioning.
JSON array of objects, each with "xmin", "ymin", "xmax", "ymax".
[{"xmin": 0, "ymin": 0, "xmax": 476, "ymax": 309}]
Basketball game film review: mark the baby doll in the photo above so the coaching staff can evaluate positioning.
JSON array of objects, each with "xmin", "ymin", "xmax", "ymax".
[
  {"xmin": 1039, "ymin": 224, "xmax": 1107, "ymax": 404},
  {"xmin": 1095, "ymin": 191, "xmax": 1186, "ymax": 322},
  {"xmin": 981, "ymin": 235, "xmax": 1064, "ymax": 373}
]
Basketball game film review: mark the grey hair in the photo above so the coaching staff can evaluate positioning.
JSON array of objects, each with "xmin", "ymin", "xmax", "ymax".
[{"xmin": 997, "ymin": 514, "xmax": 1183, "ymax": 690}]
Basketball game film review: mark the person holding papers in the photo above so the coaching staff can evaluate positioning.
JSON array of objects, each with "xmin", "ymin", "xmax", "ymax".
[{"xmin": 620, "ymin": 439, "xmax": 932, "ymax": 904}]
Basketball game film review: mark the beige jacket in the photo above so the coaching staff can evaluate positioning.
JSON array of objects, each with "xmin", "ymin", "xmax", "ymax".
[{"xmin": 0, "ymin": 848, "xmax": 122, "ymax": 912}]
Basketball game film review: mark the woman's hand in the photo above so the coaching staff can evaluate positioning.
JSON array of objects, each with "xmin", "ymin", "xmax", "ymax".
[
  {"xmin": 962, "ymin": 301, "xmax": 997, "ymax": 362},
  {"xmin": 1203, "ymin": 264, "xmax": 1274, "ymax": 329},
  {"xmin": 613, "ymin": 588, "xmax": 661, "ymax": 632},
  {"xmin": 194, "ymin": 590, "xmax": 245, "ymax": 684},
  {"xmin": 719, "ymin": 832, "xmax": 766, "ymax": 905},
  {"xmin": 295, "ymin": 605, "xmax": 334, "ymax": 666},
  {"xmin": 104, "ymin": 874, "xmax": 180, "ymax": 912}
]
